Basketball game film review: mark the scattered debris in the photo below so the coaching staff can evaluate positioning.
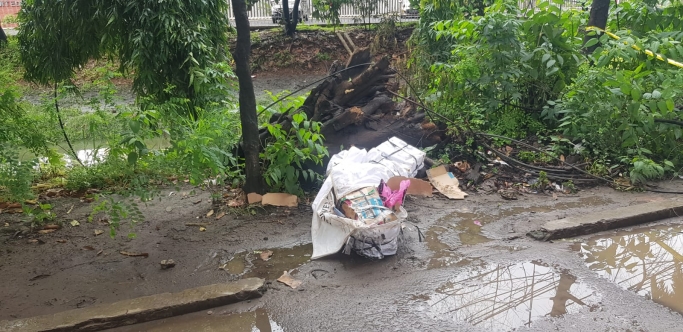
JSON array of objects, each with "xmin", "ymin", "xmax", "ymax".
[
  {"xmin": 206, "ymin": 210, "xmax": 214, "ymax": 218},
  {"xmin": 70, "ymin": 220, "xmax": 80, "ymax": 227},
  {"xmin": 199, "ymin": 227, "xmax": 207, "ymax": 232},
  {"xmin": 474, "ymin": 220, "xmax": 482, "ymax": 226},
  {"xmin": 94, "ymin": 230, "xmax": 104, "ymax": 236},
  {"xmin": 193, "ymin": 199, "xmax": 202, "ymax": 205},
  {"xmin": 28, "ymin": 239, "xmax": 44, "ymax": 244},
  {"xmin": 215, "ymin": 211, "xmax": 226, "ymax": 220},
  {"xmin": 120, "ymin": 251, "xmax": 149, "ymax": 258},
  {"xmin": 260, "ymin": 250, "xmax": 274, "ymax": 261},
  {"xmin": 43, "ymin": 224, "xmax": 61, "ymax": 230},
  {"xmin": 277, "ymin": 271, "xmax": 302, "ymax": 289},
  {"xmin": 160, "ymin": 259, "xmax": 176, "ymax": 269},
  {"xmin": 499, "ymin": 190, "xmax": 518, "ymax": 200},
  {"xmin": 66, "ymin": 204, "xmax": 74, "ymax": 214},
  {"xmin": 97, "ymin": 250, "xmax": 103, "ymax": 256},
  {"xmin": 207, "ymin": 310, "xmax": 213, "ymax": 315},
  {"xmin": 38, "ymin": 229, "xmax": 56, "ymax": 234},
  {"xmin": 387, "ymin": 176, "xmax": 433, "ymax": 197},
  {"xmin": 455, "ymin": 161, "xmax": 470, "ymax": 173},
  {"xmin": 262, "ymin": 193, "xmax": 298, "ymax": 207},
  {"xmin": 247, "ymin": 193, "xmax": 263, "ymax": 204},
  {"xmin": 83, "ymin": 246, "xmax": 95, "ymax": 251},
  {"xmin": 3, "ymin": 223, "xmax": 8, "ymax": 227},
  {"xmin": 427, "ymin": 165, "xmax": 468, "ymax": 200}
]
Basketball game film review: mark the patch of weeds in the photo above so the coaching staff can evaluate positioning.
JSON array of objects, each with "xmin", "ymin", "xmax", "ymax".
[
  {"xmin": 517, "ymin": 151, "xmax": 553, "ymax": 164},
  {"xmin": 23, "ymin": 203, "xmax": 56, "ymax": 227},
  {"xmin": 562, "ymin": 180, "xmax": 577, "ymax": 194},
  {"xmin": 531, "ymin": 171, "xmax": 550, "ymax": 190},
  {"xmin": 315, "ymin": 52, "xmax": 331, "ymax": 61}
]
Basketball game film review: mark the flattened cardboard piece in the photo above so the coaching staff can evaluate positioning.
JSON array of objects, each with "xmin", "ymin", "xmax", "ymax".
[
  {"xmin": 247, "ymin": 193, "xmax": 263, "ymax": 204},
  {"xmin": 261, "ymin": 193, "xmax": 298, "ymax": 207},
  {"xmin": 387, "ymin": 176, "xmax": 433, "ymax": 197},
  {"xmin": 427, "ymin": 165, "xmax": 468, "ymax": 200}
]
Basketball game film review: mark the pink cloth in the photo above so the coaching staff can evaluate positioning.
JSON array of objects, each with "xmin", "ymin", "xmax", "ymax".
[{"xmin": 379, "ymin": 179, "xmax": 410, "ymax": 209}]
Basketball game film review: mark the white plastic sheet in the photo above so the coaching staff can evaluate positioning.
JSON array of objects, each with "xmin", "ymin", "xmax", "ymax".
[{"xmin": 311, "ymin": 137, "xmax": 425, "ymax": 259}]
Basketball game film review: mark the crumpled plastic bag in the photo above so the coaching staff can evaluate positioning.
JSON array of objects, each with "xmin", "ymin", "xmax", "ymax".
[{"xmin": 379, "ymin": 179, "xmax": 410, "ymax": 209}]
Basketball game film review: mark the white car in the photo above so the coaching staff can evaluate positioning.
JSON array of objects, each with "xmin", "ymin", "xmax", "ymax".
[
  {"xmin": 401, "ymin": 0, "xmax": 419, "ymax": 18},
  {"xmin": 271, "ymin": 0, "xmax": 309, "ymax": 24}
]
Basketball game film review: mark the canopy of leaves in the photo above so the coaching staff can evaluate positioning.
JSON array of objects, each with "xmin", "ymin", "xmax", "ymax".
[{"xmin": 18, "ymin": 0, "xmax": 232, "ymax": 116}]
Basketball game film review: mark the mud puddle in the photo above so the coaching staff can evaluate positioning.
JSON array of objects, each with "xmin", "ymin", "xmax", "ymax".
[
  {"xmin": 412, "ymin": 261, "xmax": 599, "ymax": 331},
  {"xmin": 220, "ymin": 243, "xmax": 312, "ymax": 280},
  {"xmin": 109, "ymin": 308, "xmax": 283, "ymax": 332},
  {"xmin": 425, "ymin": 196, "xmax": 612, "ymax": 267},
  {"xmin": 575, "ymin": 224, "xmax": 683, "ymax": 314}
]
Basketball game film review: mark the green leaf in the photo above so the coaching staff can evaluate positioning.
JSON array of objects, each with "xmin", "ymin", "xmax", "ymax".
[
  {"xmin": 584, "ymin": 38, "xmax": 599, "ymax": 48},
  {"xmin": 542, "ymin": 53, "xmax": 551, "ymax": 63},
  {"xmin": 546, "ymin": 59, "xmax": 556, "ymax": 68},
  {"xmin": 127, "ymin": 151, "xmax": 138, "ymax": 165}
]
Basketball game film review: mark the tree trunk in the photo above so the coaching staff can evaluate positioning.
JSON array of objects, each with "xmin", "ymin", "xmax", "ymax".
[
  {"xmin": 0, "ymin": 24, "xmax": 7, "ymax": 44},
  {"xmin": 283, "ymin": 0, "xmax": 301, "ymax": 36},
  {"xmin": 584, "ymin": 0, "xmax": 610, "ymax": 54},
  {"xmin": 231, "ymin": 0, "xmax": 265, "ymax": 194}
]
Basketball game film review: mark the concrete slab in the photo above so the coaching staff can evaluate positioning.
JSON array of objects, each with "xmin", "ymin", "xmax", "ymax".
[
  {"xmin": 0, "ymin": 278, "xmax": 265, "ymax": 332},
  {"xmin": 528, "ymin": 199, "xmax": 683, "ymax": 241}
]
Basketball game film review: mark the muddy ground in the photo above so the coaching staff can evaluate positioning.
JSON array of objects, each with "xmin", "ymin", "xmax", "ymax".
[{"xmin": 2, "ymin": 181, "xmax": 683, "ymax": 331}]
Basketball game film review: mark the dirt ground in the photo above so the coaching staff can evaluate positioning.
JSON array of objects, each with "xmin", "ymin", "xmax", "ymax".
[{"xmin": 2, "ymin": 181, "xmax": 683, "ymax": 331}]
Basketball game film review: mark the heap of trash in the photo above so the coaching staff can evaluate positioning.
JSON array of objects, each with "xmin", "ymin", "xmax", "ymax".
[{"xmin": 310, "ymin": 137, "xmax": 426, "ymax": 260}]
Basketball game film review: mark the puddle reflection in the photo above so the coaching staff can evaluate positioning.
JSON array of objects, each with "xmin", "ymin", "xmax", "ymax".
[
  {"xmin": 419, "ymin": 261, "xmax": 599, "ymax": 331},
  {"xmin": 576, "ymin": 224, "xmax": 683, "ymax": 314}
]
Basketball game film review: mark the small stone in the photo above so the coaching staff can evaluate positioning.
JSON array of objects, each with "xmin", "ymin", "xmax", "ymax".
[
  {"xmin": 160, "ymin": 259, "xmax": 176, "ymax": 269},
  {"xmin": 263, "ymin": 237, "xmax": 268, "ymax": 241},
  {"xmin": 165, "ymin": 206, "xmax": 173, "ymax": 212},
  {"xmin": 207, "ymin": 311, "xmax": 213, "ymax": 315}
]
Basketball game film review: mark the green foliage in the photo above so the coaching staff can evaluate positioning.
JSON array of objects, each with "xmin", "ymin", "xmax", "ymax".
[
  {"xmin": 23, "ymin": 203, "xmax": 56, "ymax": 226},
  {"xmin": 0, "ymin": 147, "xmax": 37, "ymax": 202},
  {"xmin": 261, "ymin": 98, "xmax": 328, "ymax": 195},
  {"xmin": 89, "ymin": 195, "xmax": 145, "ymax": 239},
  {"xmin": 18, "ymin": 0, "xmax": 232, "ymax": 117},
  {"xmin": 413, "ymin": 0, "xmax": 683, "ymax": 183}
]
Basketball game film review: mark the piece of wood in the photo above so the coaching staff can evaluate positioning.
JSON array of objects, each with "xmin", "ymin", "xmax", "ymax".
[{"xmin": 261, "ymin": 193, "xmax": 298, "ymax": 207}]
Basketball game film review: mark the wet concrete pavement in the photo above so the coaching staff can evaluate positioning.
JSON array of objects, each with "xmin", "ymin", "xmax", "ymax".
[{"xmin": 103, "ymin": 188, "xmax": 683, "ymax": 332}]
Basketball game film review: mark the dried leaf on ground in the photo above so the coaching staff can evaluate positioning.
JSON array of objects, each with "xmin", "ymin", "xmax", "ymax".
[
  {"xmin": 260, "ymin": 250, "xmax": 273, "ymax": 261},
  {"xmin": 38, "ymin": 229, "xmax": 56, "ymax": 234},
  {"xmin": 206, "ymin": 210, "xmax": 214, "ymax": 217},
  {"xmin": 193, "ymin": 199, "xmax": 202, "ymax": 204},
  {"xmin": 24, "ymin": 199, "xmax": 38, "ymax": 205},
  {"xmin": 83, "ymin": 246, "xmax": 95, "ymax": 251},
  {"xmin": 277, "ymin": 271, "xmax": 302, "ymax": 289},
  {"xmin": 3, "ymin": 223, "xmax": 8, "ymax": 227},
  {"xmin": 94, "ymin": 230, "xmax": 104, "ymax": 236},
  {"xmin": 455, "ymin": 161, "xmax": 470, "ymax": 173},
  {"xmin": 43, "ymin": 224, "xmax": 61, "ymax": 230},
  {"xmin": 66, "ymin": 204, "xmax": 74, "ymax": 214},
  {"xmin": 120, "ymin": 251, "xmax": 149, "ymax": 258},
  {"xmin": 199, "ymin": 227, "xmax": 206, "ymax": 232},
  {"xmin": 215, "ymin": 211, "xmax": 226, "ymax": 220},
  {"xmin": 70, "ymin": 220, "xmax": 80, "ymax": 227}
]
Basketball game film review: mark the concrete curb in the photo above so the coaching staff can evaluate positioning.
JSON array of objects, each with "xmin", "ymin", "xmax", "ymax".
[
  {"xmin": 528, "ymin": 199, "xmax": 683, "ymax": 241},
  {"xmin": 0, "ymin": 278, "xmax": 265, "ymax": 332}
]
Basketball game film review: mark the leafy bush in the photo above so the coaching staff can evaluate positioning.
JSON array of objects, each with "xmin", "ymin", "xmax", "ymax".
[{"xmin": 262, "ymin": 112, "xmax": 328, "ymax": 195}]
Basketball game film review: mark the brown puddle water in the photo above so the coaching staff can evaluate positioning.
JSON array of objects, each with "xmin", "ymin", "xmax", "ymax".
[
  {"xmin": 575, "ymin": 224, "xmax": 683, "ymax": 314},
  {"xmin": 414, "ymin": 261, "xmax": 599, "ymax": 331},
  {"xmin": 221, "ymin": 243, "xmax": 312, "ymax": 280},
  {"xmin": 109, "ymin": 308, "xmax": 283, "ymax": 332}
]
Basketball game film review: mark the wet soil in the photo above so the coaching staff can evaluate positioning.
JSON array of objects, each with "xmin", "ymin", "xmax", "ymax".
[{"xmin": 3, "ymin": 183, "xmax": 683, "ymax": 331}]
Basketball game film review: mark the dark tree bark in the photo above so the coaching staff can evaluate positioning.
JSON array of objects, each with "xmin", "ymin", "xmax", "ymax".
[
  {"xmin": 231, "ymin": 0, "xmax": 265, "ymax": 194},
  {"xmin": 282, "ymin": 0, "xmax": 301, "ymax": 37},
  {"xmin": 0, "ymin": 24, "xmax": 7, "ymax": 44},
  {"xmin": 583, "ymin": 0, "xmax": 611, "ymax": 54}
]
